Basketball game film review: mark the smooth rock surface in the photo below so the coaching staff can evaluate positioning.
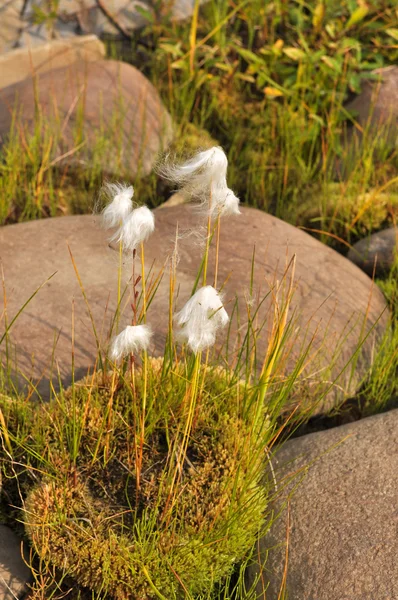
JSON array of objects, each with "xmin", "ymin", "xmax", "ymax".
[
  {"xmin": 0, "ymin": 525, "xmax": 31, "ymax": 600},
  {"xmin": 0, "ymin": 60, "xmax": 173, "ymax": 178},
  {"xmin": 246, "ymin": 409, "xmax": 398, "ymax": 600},
  {"xmin": 0, "ymin": 35, "xmax": 105, "ymax": 89},
  {"xmin": 347, "ymin": 227, "xmax": 397, "ymax": 276},
  {"xmin": 0, "ymin": 206, "xmax": 389, "ymax": 413}
]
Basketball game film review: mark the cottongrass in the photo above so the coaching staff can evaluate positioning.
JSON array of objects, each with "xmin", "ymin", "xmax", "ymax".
[
  {"xmin": 175, "ymin": 285, "xmax": 229, "ymax": 352},
  {"xmin": 110, "ymin": 205, "xmax": 155, "ymax": 252},
  {"xmin": 0, "ymin": 147, "xmax": 304, "ymax": 600},
  {"xmin": 100, "ymin": 182, "xmax": 155, "ymax": 253},
  {"xmin": 161, "ymin": 146, "xmax": 240, "ymax": 218},
  {"xmin": 109, "ymin": 324, "xmax": 152, "ymax": 362},
  {"xmin": 162, "ymin": 147, "xmax": 228, "ymax": 187},
  {"xmin": 101, "ymin": 182, "xmax": 134, "ymax": 228}
]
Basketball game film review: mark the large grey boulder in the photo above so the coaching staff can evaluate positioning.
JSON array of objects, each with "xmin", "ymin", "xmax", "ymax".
[
  {"xmin": 0, "ymin": 205, "xmax": 389, "ymax": 413},
  {"xmin": 0, "ymin": 525, "xmax": 31, "ymax": 600},
  {"xmin": 0, "ymin": 35, "xmax": 105, "ymax": 89},
  {"xmin": 246, "ymin": 409, "xmax": 398, "ymax": 600},
  {"xmin": 0, "ymin": 59, "xmax": 173, "ymax": 179}
]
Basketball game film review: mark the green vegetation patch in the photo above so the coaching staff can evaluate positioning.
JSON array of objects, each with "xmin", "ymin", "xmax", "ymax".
[{"xmin": 129, "ymin": 0, "xmax": 398, "ymax": 243}]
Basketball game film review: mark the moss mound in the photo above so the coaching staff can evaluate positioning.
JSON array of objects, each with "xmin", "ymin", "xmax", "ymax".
[{"xmin": 1, "ymin": 359, "xmax": 268, "ymax": 599}]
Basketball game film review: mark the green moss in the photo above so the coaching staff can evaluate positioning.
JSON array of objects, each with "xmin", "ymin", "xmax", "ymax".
[
  {"xmin": 169, "ymin": 123, "xmax": 219, "ymax": 157},
  {"xmin": 297, "ymin": 183, "xmax": 398, "ymax": 244}
]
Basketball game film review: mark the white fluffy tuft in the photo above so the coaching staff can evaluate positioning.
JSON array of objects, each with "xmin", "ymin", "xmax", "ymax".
[
  {"xmin": 162, "ymin": 147, "xmax": 228, "ymax": 187},
  {"xmin": 111, "ymin": 206, "xmax": 155, "ymax": 252},
  {"xmin": 209, "ymin": 179, "xmax": 241, "ymax": 218},
  {"xmin": 161, "ymin": 147, "xmax": 240, "ymax": 219},
  {"xmin": 109, "ymin": 324, "xmax": 152, "ymax": 362},
  {"xmin": 102, "ymin": 183, "xmax": 134, "ymax": 229},
  {"xmin": 175, "ymin": 286, "xmax": 229, "ymax": 353}
]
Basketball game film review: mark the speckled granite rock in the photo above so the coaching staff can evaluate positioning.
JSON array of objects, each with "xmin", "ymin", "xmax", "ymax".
[
  {"xmin": 0, "ymin": 0, "xmax": 24, "ymax": 54},
  {"xmin": 338, "ymin": 66, "xmax": 398, "ymax": 176},
  {"xmin": 246, "ymin": 409, "xmax": 398, "ymax": 600}
]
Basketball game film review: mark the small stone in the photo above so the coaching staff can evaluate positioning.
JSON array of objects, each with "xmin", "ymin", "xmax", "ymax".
[
  {"xmin": 347, "ymin": 227, "xmax": 397, "ymax": 277},
  {"xmin": 339, "ymin": 66, "xmax": 398, "ymax": 175},
  {"xmin": 0, "ymin": 525, "xmax": 31, "ymax": 600},
  {"xmin": 0, "ymin": 0, "xmax": 24, "ymax": 54},
  {"xmin": 344, "ymin": 66, "xmax": 398, "ymax": 148},
  {"xmin": 246, "ymin": 409, "xmax": 398, "ymax": 600}
]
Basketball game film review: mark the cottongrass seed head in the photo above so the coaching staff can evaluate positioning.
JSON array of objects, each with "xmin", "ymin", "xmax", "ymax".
[
  {"xmin": 101, "ymin": 182, "xmax": 134, "ymax": 229},
  {"xmin": 162, "ymin": 146, "xmax": 228, "ymax": 187},
  {"xmin": 210, "ymin": 177, "xmax": 241, "ymax": 218},
  {"xmin": 161, "ymin": 147, "xmax": 240, "ymax": 218},
  {"xmin": 175, "ymin": 286, "xmax": 229, "ymax": 353},
  {"xmin": 111, "ymin": 206, "xmax": 155, "ymax": 252},
  {"xmin": 109, "ymin": 324, "xmax": 152, "ymax": 362}
]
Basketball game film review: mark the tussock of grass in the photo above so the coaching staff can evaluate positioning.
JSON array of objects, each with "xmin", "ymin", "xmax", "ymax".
[{"xmin": 1, "ymin": 358, "xmax": 269, "ymax": 599}]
